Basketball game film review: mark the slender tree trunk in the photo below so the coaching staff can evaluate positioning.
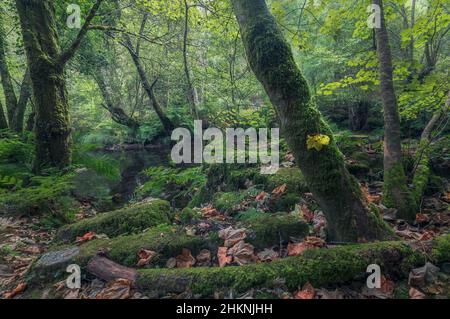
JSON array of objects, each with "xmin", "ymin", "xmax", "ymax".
[
  {"xmin": 0, "ymin": 19, "xmax": 18, "ymax": 125},
  {"xmin": 11, "ymin": 69, "xmax": 32, "ymax": 132},
  {"xmin": 15, "ymin": 0, "xmax": 103, "ymax": 170},
  {"xmin": 0, "ymin": 100, "xmax": 7, "ymax": 129},
  {"xmin": 373, "ymin": 0, "xmax": 415, "ymax": 221},
  {"xmin": 122, "ymin": 35, "xmax": 174, "ymax": 135},
  {"xmin": 183, "ymin": 0, "xmax": 200, "ymax": 119},
  {"xmin": 231, "ymin": 0, "xmax": 392, "ymax": 242}
]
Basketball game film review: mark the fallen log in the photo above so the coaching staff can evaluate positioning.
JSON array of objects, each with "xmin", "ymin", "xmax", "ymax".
[
  {"xmin": 87, "ymin": 256, "xmax": 137, "ymax": 284},
  {"xmin": 136, "ymin": 235, "xmax": 450, "ymax": 297}
]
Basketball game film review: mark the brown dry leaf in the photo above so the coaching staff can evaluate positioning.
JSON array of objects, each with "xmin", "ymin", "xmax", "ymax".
[
  {"xmin": 176, "ymin": 248, "xmax": 196, "ymax": 268},
  {"xmin": 294, "ymin": 282, "xmax": 316, "ymax": 299},
  {"xmin": 75, "ymin": 231, "xmax": 96, "ymax": 244},
  {"xmin": 201, "ymin": 205, "xmax": 220, "ymax": 218},
  {"xmin": 418, "ymin": 231, "xmax": 434, "ymax": 241},
  {"xmin": 218, "ymin": 227, "xmax": 247, "ymax": 247},
  {"xmin": 255, "ymin": 191, "xmax": 268, "ymax": 202},
  {"xmin": 272, "ymin": 184, "xmax": 287, "ymax": 195},
  {"xmin": 300, "ymin": 205, "xmax": 314, "ymax": 223},
  {"xmin": 416, "ymin": 213, "xmax": 430, "ymax": 224},
  {"xmin": 136, "ymin": 249, "xmax": 157, "ymax": 267},
  {"xmin": 380, "ymin": 276, "xmax": 395, "ymax": 295},
  {"xmin": 3, "ymin": 282, "xmax": 27, "ymax": 299},
  {"xmin": 409, "ymin": 287, "xmax": 426, "ymax": 299},
  {"xmin": 361, "ymin": 185, "xmax": 381, "ymax": 204},
  {"xmin": 305, "ymin": 236, "xmax": 326, "ymax": 248},
  {"xmin": 287, "ymin": 242, "xmax": 310, "ymax": 256},
  {"xmin": 96, "ymin": 278, "xmax": 132, "ymax": 299},
  {"xmin": 196, "ymin": 249, "xmax": 212, "ymax": 267},
  {"xmin": 256, "ymin": 248, "xmax": 279, "ymax": 262},
  {"xmin": 64, "ymin": 289, "xmax": 80, "ymax": 299},
  {"xmin": 229, "ymin": 241, "xmax": 256, "ymax": 266},
  {"xmin": 218, "ymin": 247, "xmax": 232, "ymax": 268}
]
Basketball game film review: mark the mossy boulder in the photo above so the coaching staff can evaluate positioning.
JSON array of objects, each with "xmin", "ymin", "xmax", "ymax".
[
  {"xmin": 56, "ymin": 200, "xmax": 172, "ymax": 242},
  {"xmin": 74, "ymin": 225, "xmax": 220, "ymax": 267},
  {"xmin": 242, "ymin": 213, "xmax": 309, "ymax": 249},
  {"xmin": 265, "ymin": 167, "xmax": 308, "ymax": 194}
]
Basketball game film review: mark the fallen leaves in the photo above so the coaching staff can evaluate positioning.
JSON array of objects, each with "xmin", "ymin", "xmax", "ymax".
[
  {"xmin": 175, "ymin": 248, "xmax": 196, "ymax": 268},
  {"xmin": 96, "ymin": 278, "xmax": 132, "ymax": 299},
  {"xmin": 272, "ymin": 184, "xmax": 287, "ymax": 195},
  {"xmin": 287, "ymin": 237, "xmax": 325, "ymax": 256},
  {"xmin": 415, "ymin": 213, "xmax": 430, "ymax": 224},
  {"xmin": 75, "ymin": 231, "xmax": 97, "ymax": 244},
  {"xmin": 136, "ymin": 249, "xmax": 157, "ymax": 267},
  {"xmin": 294, "ymin": 282, "xmax": 315, "ymax": 299},
  {"xmin": 3, "ymin": 282, "xmax": 27, "ymax": 299},
  {"xmin": 201, "ymin": 205, "xmax": 220, "ymax": 218},
  {"xmin": 218, "ymin": 227, "xmax": 247, "ymax": 247},
  {"xmin": 218, "ymin": 247, "xmax": 232, "ymax": 268},
  {"xmin": 229, "ymin": 241, "xmax": 256, "ymax": 266},
  {"xmin": 196, "ymin": 249, "xmax": 212, "ymax": 267},
  {"xmin": 409, "ymin": 287, "xmax": 426, "ymax": 299}
]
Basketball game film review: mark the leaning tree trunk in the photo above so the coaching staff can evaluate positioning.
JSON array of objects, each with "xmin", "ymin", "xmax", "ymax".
[
  {"xmin": 16, "ymin": 0, "xmax": 103, "ymax": 170},
  {"xmin": 412, "ymin": 91, "xmax": 450, "ymax": 204},
  {"xmin": 231, "ymin": 0, "xmax": 392, "ymax": 242},
  {"xmin": 373, "ymin": 0, "xmax": 415, "ymax": 221}
]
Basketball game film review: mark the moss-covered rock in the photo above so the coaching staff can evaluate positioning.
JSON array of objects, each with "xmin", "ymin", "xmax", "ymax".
[
  {"xmin": 56, "ymin": 200, "xmax": 173, "ymax": 242},
  {"xmin": 241, "ymin": 213, "xmax": 309, "ymax": 249},
  {"xmin": 136, "ymin": 235, "xmax": 450, "ymax": 297},
  {"xmin": 74, "ymin": 225, "xmax": 220, "ymax": 267},
  {"xmin": 265, "ymin": 167, "xmax": 308, "ymax": 194}
]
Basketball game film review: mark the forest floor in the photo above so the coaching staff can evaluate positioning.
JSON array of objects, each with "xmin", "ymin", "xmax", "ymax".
[{"xmin": 1, "ymin": 138, "xmax": 449, "ymax": 299}]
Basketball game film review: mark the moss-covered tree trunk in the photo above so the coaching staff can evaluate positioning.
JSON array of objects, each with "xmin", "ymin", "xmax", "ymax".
[
  {"xmin": 231, "ymin": 0, "xmax": 392, "ymax": 242},
  {"xmin": 15, "ymin": 0, "xmax": 103, "ymax": 170},
  {"xmin": 0, "ymin": 17, "xmax": 18, "ymax": 126},
  {"xmin": 373, "ymin": 0, "xmax": 415, "ymax": 221},
  {"xmin": 0, "ymin": 99, "xmax": 7, "ymax": 129}
]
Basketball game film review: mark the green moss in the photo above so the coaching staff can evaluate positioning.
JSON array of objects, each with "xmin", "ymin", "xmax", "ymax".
[
  {"xmin": 56, "ymin": 200, "xmax": 173, "ymax": 242},
  {"xmin": 136, "ymin": 239, "xmax": 440, "ymax": 297},
  {"xmin": 383, "ymin": 162, "xmax": 416, "ymax": 222},
  {"xmin": 212, "ymin": 189, "xmax": 259, "ymax": 214},
  {"xmin": 265, "ymin": 167, "xmax": 308, "ymax": 193},
  {"xmin": 242, "ymin": 213, "xmax": 309, "ymax": 249},
  {"xmin": 73, "ymin": 224, "xmax": 219, "ymax": 267}
]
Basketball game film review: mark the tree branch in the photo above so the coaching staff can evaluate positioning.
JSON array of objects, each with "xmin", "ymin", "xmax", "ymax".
[{"xmin": 58, "ymin": 0, "xmax": 104, "ymax": 65}]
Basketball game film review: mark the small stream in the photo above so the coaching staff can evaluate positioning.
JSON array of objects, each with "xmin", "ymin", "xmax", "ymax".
[{"xmin": 73, "ymin": 146, "xmax": 170, "ymax": 209}]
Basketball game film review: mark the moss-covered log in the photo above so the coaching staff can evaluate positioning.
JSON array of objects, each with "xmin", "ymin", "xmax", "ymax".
[
  {"xmin": 231, "ymin": 0, "xmax": 392, "ymax": 241},
  {"xmin": 56, "ymin": 200, "xmax": 173, "ymax": 242},
  {"xmin": 136, "ymin": 235, "xmax": 450, "ymax": 297}
]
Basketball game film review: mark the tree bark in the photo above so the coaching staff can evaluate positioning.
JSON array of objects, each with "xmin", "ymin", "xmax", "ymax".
[
  {"xmin": 373, "ymin": 0, "xmax": 415, "ymax": 221},
  {"xmin": 11, "ymin": 69, "xmax": 32, "ymax": 132},
  {"xmin": 231, "ymin": 0, "xmax": 392, "ymax": 242},
  {"xmin": 15, "ymin": 0, "xmax": 103, "ymax": 170},
  {"xmin": 0, "ymin": 99, "xmax": 7, "ymax": 129},
  {"xmin": 183, "ymin": 0, "xmax": 200, "ymax": 119},
  {"xmin": 87, "ymin": 256, "xmax": 137, "ymax": 285},
  {"xmin": 0, "ymin": 18, "xmax": 18, "ymax": 125}
]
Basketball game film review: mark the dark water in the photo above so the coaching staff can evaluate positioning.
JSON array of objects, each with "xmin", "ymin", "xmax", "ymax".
[{"xmin": 73, "ymin": 147, "xmax": 170, "ymax": 209}]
